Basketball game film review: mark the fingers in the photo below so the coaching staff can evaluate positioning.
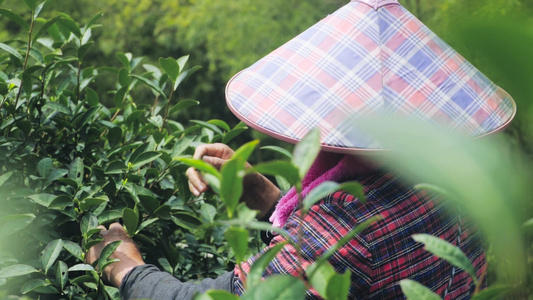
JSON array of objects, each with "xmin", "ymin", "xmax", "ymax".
[{"xmin": 186, "ymin": 143, "xmax": 236, "ymax": 196}]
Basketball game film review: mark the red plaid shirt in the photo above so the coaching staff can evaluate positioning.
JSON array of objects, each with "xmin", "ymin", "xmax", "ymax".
[{"xmin": 234, "ymin": 171, "xmax": 487, "ymax": 299}]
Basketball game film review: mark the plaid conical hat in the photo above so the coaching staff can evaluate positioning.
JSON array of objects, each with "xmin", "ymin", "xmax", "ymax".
[{"xmin": 225, "ymin": 0, "xmax": 516, "ymax": 153}]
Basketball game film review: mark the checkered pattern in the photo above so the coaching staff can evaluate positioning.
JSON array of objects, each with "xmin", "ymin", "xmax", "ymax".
[
  {"xmin": 233, "ymin": 172, "xmax": 487, "ymax": 299},
  {"xmin": 225, "ymin": 0, "xmax": 516, "ymax": 152}
]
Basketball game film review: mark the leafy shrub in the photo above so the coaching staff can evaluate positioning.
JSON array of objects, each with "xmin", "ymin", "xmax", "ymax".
[{"xmin": 0, "ymin": 1, "xmax": 248, "ymax": 298}]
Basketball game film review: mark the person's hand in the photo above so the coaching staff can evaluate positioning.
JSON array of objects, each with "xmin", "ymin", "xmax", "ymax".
[
  {"xmin": 185, "ymin": 143, "xmax": 281, "ymax": 218},
  {"xmin": 86, "ymin": 223, "xmax": 145, "ymax": 287}
]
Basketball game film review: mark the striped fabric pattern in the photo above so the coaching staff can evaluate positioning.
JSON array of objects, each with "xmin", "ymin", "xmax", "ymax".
[
  {"xmin": 233, "ymin": 172, "xmax": 487, "ymax": 299},
  {"xmin": 225, "ymin": 0, "xmax": 515, "ymax": 152}
]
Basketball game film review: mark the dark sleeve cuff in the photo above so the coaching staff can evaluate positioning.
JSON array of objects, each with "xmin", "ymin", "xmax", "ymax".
[{"xmin": 120, "ymin": 264, "xmax": 234, "ymax": 300}]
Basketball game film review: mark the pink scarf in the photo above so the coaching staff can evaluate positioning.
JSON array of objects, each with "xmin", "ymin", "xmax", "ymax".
[{"xmin": 269, "ymin": 152, "xmax": 378, "ymax": 228}]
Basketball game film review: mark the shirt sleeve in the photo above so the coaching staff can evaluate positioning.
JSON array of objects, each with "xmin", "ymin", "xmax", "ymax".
[{"xmin": 120, "ymin": 264, "xmax": 234, "ymax": 300}]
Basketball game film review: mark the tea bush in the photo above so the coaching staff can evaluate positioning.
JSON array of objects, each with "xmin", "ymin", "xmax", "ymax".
[{"xmin": 0, "ymin": 1, "xmax": 251, "ymax": 298}]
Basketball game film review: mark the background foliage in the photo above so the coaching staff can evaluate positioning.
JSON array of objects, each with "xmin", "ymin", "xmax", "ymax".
[{"xmin": 0, "ymin": 0, "xmax": 532, "ymax": 299}]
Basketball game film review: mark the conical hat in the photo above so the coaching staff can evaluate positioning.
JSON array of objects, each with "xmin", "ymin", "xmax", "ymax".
[{"xmin": 225, "ymin": 0, "xmax": 516, "ymax": 153}]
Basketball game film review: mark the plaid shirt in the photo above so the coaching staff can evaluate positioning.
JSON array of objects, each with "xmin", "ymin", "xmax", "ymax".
[{"xmin": 234, "ymin": 171, "xmax": 486, "ymax": 299}]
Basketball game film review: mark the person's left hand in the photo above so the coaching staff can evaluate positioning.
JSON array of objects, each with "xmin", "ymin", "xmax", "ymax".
[{"xmin": 86, "ymin": 223, "xmax": 145, "ymax": 287}]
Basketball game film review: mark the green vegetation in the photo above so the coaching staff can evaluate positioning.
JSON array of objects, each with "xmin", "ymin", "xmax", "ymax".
[{"xmin": 0, "ymin": 0, "xmax": 532, "ymax": 299}]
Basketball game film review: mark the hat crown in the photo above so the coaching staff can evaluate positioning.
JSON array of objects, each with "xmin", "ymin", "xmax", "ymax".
[{"xmin": 353, "ymin": 0, "xmax": 399, "ymax": 10}]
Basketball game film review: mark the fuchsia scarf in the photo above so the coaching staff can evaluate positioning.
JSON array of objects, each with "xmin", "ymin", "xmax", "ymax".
[{"xmin": 269, "ymin": 152, "xmax": 378, "ymax": 228}]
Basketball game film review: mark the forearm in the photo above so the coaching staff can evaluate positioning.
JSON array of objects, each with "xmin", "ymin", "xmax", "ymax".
[
  {"xmin": 241, "ymin": 172, "xmax": 280, "ymax": 219},
  {"xmin": 120, "ymin": 265, "xmax": 234, "ymax": 300}
]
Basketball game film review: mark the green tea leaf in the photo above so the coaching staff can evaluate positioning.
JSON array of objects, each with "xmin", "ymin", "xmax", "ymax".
[
  {"xmin": 247, "ymin": 242, "xmax": 287, "ymax": 288},
  {"xmin": 0, "ymin": 214, "xmax": 35, "ymax": 238},
  {"xmin": 57, "ymin": 14, "xmax": 82, "ymax": 38},
  {"xmin": 23, "ymin": 0, "xmax": 38, "ymax": 10},
  {"xmin": 21, "ymin": 279, "xmax": 50, "ymax": 294},
  {"xmin": 208, "ymin": 119, "xmax": 230, "ymax": 132},
  {"xmin": 224, "ymin": 226, "xmax": 249, "ymax": 263},
  {"xmin": 68, "ymin": 264, "xmax": 95, "ymax": 272},
  {"xmin": 131, "ymin": 151, "xmax": 162, "ymax": 170},
  {"xmin": 122, "ymin": 207, "xmax": 139, "ymax": 237},
  {"xmin": 292, "ymin": 127, "xmax": 321, "ymax": 179},
  {"xmin": 80, "ymin": 214, "xmax": 99, "ymax": 235},
  {"xmin": 220, "ymin": 158, "xmax": 245, "ymax": 217},
  {"xmin": 176, "ymin": 55, "xmax": 189, "ymax": 73},
  {"xmin": 68, "ymin": 157, "xmax": 84, "ymax": 186},
  {"xmin": 32, "ymin": 15, "xmax": 62, "ymax": 43},
  {"xmin": 130, "ymin": 74, "xmax": 167, "ymax": 100},
  {"xmin": 160, "ymin": 57, "xmax": 179, "ymax": 82},
  {"xmin": 193, "ymin": 290, "xmax": 240, "ymax": 300},
  {"xmin": 42, "ymin": 239, "xmax": 63, "ymax": 274},
  {"xmin": 171, "ymin": 212, "xmax": 202, "ymax": 230},
  {"xmin": 173, "ymin": 66, "xmax": 201, "ymax": 91},
  {"xmin": 0, "ymin": 170, "xmax": 13, "ymax": 186},
  {"xmin": 0, "ymin": 264, "xmax": 38, "ymax": 279},
  {"xmin": 175, "ymin": 157, "xmax": 221, "ymax": 178},
  {"xmin": 471, "ymin": 284, "xmax": 512, "ymax": 300},
  {"xmin": 243, "ymin": 275, "xmax": 306, "ymax": 300},
  {"xmin": 303, "ymin": 181, "xmax": 340, "ymax": 210},
  {"xmin": 400, "ymin": 279, "xmax": 442, "ymax": 300},
  {"xmin": 250, "ymin": 161, "xmax": 300, "ymax": 187},
  {"xmin": 56, "ymin": 260, "xmax": 68, "ymax": 290},
  {"xmin": 261, "ymin": 145, "xmax": 293, "ymax": 159},
  {"xmin": 0, "ymin": 42, "xmax": 23, "ymax": 61},
  {"xmin": 190, "ymin": 120, "xmax": 224, "ymax": 136},
  {"xmin": 139, "ymin": 195, "xmax": 159, "ymax": 215},
  {"xmin": 28, "ymin": 193, "xmax": 55, "ymax": 207},
  {"xmin": 412, "ymin": 234, "xmax": 478, "ymax": 285},
  {"xmin": 63, "ymin": 241, "xmax": 84, "ymax": 261},
  {"xmin": 97, "ymin": 240, "xmax": 121, "ymax": 272},
  {"xmin": 0, "ymin": 9, "xmax": 30, "ymax": 31},
  {"xmin": 169, "ymin": 100, "xmax": 199, "ymax": 115}
]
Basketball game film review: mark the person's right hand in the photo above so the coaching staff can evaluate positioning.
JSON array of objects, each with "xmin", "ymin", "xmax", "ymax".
[{"xmin": 185, "ymin": 143, "xmax": 281, "ymax": 219}]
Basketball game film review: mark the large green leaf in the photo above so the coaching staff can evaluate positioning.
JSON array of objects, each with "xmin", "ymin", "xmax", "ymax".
[
  {"xmin": 0, "ymin": 214, "xmax": 35, "ymax": 238},
  {"xmin": 250, "ymin": 161, "xmax": 300, "ymax": 187},
  {"xmin": 243, "ymin": 275, "xmax": 306, "ymax": 300},
  {"xmin": 131, "ymin": 151, "xmax": 162, "ymax": 170},
  {"xmin": 57, "ymin": 14, "xmax": 82, "ymax": 38},
  {"xmin": 0, "ymin": 9, "xmax": 30, "ymax": 31},
  {"xmin": 42, "ymin": 239, "xmax": 63, "ymax": 274},
  {"xmin": 0, "ymin": 42, "xmax": 23, "ymax": 61},
  {"xmin": 56, "ymin": 260, "xmax": 68, "ymax": 290},
  {"xmin": 261, "ymin": 145, "xmax": 293, "ymax": 159},
  {"xmin": 471, "ymin": 284, "xmax": 512, "ymax": 300},
  {"xmin": 412, "ymin": 234, "xmax": 478, "ymax": 285},
  {"xmin": 303, "ymin": 181, "xmax": 366, "ymax": 210},
  {"xmin": 32, "ymin": 15, "xmax": 62, "ymax": 43},
  {"xmin": 68, "ymin": 157, "xmax": 84, "ymax": 186},
  {"xmin": 247, "ymin": 242, "xmax": 287, "ymax": 289},
  {"xmin": 0, "ymin": 170, "xmax": 13, "ymax": 185},
  {"xmin": 224, "ymin": 226, "xmax": 249, "ymax": 263},
  {"xmin": 400, "ymin": 279, "xmax": 442, "ymax": 300},
  {"xmin": 292, "ymin": 127, "xmax": 321, "ymax": 179},
  {"xmin": 97, "ymin": 240, "xmax": 121, "ymax": 272},
  {"xmin": 220, "ymin": 158, "xmax": 245, "ymax": 217},
  {"xmin": 122, "ymin": 207, "xmax": 139, "ymax": 237},
  {"xmin": 193, "ymin": 290, "xmax": 239, "ymax": 300},
  {"xmin": 21, "ymin": 279, "xmax": 52, "ymax": 294},
  {"xmin": 307, "ymin": 261, "xmax": 351, "ymax": 300},
  {"xmin": 175, "ymin": 157, "xmax": 220, "ymax": 178},
  {"xmin": 171, "ymin": 212, "xmax": 202, "ymax": 230},
  {"xmin": 160, "ymin": 57, "xmax": 179, "ymax": 82},
  {"xmin": 130, "ymin": 74, "xmax": 167, "ymax": 100},
  {"xmin": 23, "ymin": 0, "xmax": 38, "ymax": 10},
  {"xmin": 0, "ymin": 264, "xmax": 38, "ymax": 279},
  {"xmin": 63, "ymin": 241, "xmax": 84, "ymax": 261}
]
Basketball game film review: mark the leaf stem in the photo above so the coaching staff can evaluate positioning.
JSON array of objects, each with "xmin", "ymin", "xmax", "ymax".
[
  {"xmin": 13, "ymin": 10, "xmax": 35, "ymax": 110},
  {"xmin": 162, "ymin": 88, "xmax": 175, "ymax": 131}
]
